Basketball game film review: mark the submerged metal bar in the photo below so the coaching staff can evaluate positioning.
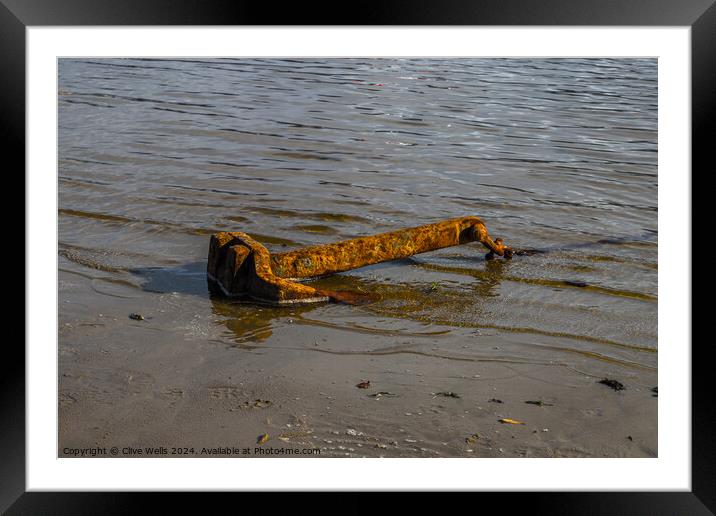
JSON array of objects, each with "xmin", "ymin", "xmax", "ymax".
[
  {"xmin": 208, "ymin": 216, "xmax": 512, "ymax": 305},
  {"xmin": 269, "ymin": 216, "xmax": 511, "ymax": 278}
]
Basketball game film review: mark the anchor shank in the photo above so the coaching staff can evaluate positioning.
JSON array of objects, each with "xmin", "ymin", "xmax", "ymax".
[{"xmin": 270, "ymin": 216, "xmax": 506, "ymax": 279}]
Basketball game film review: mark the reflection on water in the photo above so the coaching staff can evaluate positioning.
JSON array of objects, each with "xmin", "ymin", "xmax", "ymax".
[
  {"xmin": 210, "ymin": 298, "xmax": 281, "ymax": 345},
  {"xmin": 58, "ymin": 57, "xmax": 658, "ymax": 373}
]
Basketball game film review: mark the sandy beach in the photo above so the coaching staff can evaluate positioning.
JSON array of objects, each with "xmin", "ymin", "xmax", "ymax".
[{"xmin": 59, "ymin": 257, "xmax": 657, "ymax": 458}]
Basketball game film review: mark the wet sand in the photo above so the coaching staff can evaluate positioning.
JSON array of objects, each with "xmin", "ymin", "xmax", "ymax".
[{"xmin": 59, "ymin": 266, "xmax": 657, "ymax": 458}]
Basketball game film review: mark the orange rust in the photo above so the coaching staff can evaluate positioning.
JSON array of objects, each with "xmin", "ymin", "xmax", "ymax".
[
  {"xmin": 270, "ymin": 216, "xmax": 511, "ymax": 278},
  {"xmin": 208, "ymin": 232, "xmax": 329, "ymax": 304},
  {"xmin": 207, "ymin": 216, "xmax": 512, "ymax": 305}
]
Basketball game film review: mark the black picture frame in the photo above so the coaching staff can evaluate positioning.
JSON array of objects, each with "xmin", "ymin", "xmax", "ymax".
[{"xmin": 3, "ymin": 0, "xmax": 708, "ymax": 512}]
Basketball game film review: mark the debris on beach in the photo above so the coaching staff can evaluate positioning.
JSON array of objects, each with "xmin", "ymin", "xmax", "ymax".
[
  {"xmin": 499, "ymin": 418, "xmax": 526, "ymax": 425},
  {"xmin": 432, "ymin": 391, "xmax": 461, "ymax": 399},
  {"xmin": 488, "ymin": 398, "xmax": 504, "ymax": 404},
  {"xmin": 368, "ymin": 391, "xmax": 398, "ymax": 399},
  {"xmin": 257, "ymin": 433, "xmax": 270, "ymax": 445},
  {"xmin": 525, "ymin": 400, "xmax": 554, "ymax": 406},
  {"xmin": 598, "ymin": 378, "xmax": 625, "ymax": 391},
  {"xmin": 232, "ymin": 399, "xmax": 273, "ymax": 410},
  {"xmin": 128, "ymin": 313, "xmax": 144, "ymax": 321},
  {"xmin": 356, "ymin": 380, "xmax": 371, "ymax": 389},
  {"xmin": 465, "ymin": 433, "xmax": 481, "ymax": 444},
  {"xmin": 424, "ymin": 282, "xmax": 439, "ymax": 293},
  {"xmin": 651, "ymin": 386, "xmax": 658, "ymax": 397}
]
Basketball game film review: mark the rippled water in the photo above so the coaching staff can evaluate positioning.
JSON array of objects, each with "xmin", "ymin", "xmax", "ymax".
[{"xmin": 58, "ymin": 58, "xmax": 657, "ymax": 376}]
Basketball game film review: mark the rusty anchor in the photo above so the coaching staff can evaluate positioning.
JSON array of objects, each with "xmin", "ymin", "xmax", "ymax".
[{"xmin": 207, "ymin": 216, "xmax": 513, "ymax": 305}]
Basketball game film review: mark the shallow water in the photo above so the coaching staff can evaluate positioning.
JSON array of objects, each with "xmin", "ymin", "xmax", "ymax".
[{"xmin": 58, "ymin": 58, "xmax": 657, "ymax": 403}]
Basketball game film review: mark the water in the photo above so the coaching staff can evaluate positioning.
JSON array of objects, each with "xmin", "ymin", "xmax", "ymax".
[{"xmin": 58, "ymin": 58, "xmax": 657, "ymax": 382}]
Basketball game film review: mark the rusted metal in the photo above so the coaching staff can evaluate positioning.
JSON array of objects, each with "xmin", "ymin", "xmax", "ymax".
[{"xmin": 207, "ymin": 216, "xmax": 512, "ymax": 305}]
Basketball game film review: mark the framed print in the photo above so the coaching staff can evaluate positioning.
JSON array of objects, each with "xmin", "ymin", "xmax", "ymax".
[{"xmin": 4, "ymin": 0, "xmax": 710, "ymax": 512}]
